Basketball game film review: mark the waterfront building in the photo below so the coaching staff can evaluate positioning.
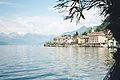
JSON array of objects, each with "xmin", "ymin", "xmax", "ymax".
[
  {"xmin": 66, "ymin": 37, "xmax": 74, "ymax": 44},
  {"xmin": 54, "ymin": 35, "xmax": 73, "ymax": 45},
  {"xmin": 45, "ymin": 29, "xmax": 118, "ymax": 47},
  {"xmin": 108, "ymin": 38, "xmax": 117, "ymax": 48},
  {"xmin": 77, "ymin": 36, "xmax": 89, "ymax": 44},
  {"xmin": 87, "ymin": 32, "xmax": 107, "ymax": 46},
  {"xmin": 54, "ymin": 36, "xmax": 66, "ymax": 44},
  {"xmin": 105, "ymin": 30, "xmax": 117, "ymax": 48}
]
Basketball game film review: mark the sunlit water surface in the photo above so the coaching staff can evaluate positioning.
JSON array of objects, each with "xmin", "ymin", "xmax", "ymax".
[{"xmin": 0, "ymin": 45, "xmax": 114, "ymax": 80}]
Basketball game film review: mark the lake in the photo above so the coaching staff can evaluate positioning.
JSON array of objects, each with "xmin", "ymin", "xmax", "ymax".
[{"xmin": 0, "ymin": 45, "xmax": 114, "ymax": 80}]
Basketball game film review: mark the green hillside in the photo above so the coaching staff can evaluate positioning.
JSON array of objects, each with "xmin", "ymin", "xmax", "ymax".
[{"xmin": 94, "ymin": 17, "xmax": 110, "ymax": 32}]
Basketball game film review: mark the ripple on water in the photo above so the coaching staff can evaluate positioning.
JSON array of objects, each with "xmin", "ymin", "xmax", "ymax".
[{"xmin": 0, "ymin": 46, "xmax": 114, "ymax": 80}]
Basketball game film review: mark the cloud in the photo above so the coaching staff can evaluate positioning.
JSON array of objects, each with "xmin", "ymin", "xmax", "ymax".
[
  {"xmin": 0, "ymin": 2, "xmax": 12, "ymax": 5},
  {"xmin": 0, "ymin": 1, "xmax": 24, "ymax": 7},
  {"xmin": 0, "ymin": 16, "xmax": 76, "ymax": 35},
  {"xmin": 81, "ymin": 8, "xmax": 103, "ymax": 25},
  {"xmin": 14, "ymin": 16, "xmax": 78, "ymax": 35},
  {"xmin": 0, "ymin": 8, "xmax": 102, "ymax": 36}
]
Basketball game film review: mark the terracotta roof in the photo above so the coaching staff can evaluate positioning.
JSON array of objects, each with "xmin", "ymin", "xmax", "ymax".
[
  {"xmin": 78, "ymin": 36, "xmax": 89, "ymax": 39},
  {"xmin": 88, "ymin": 32, "xmax": 105, "ymax": 36}
]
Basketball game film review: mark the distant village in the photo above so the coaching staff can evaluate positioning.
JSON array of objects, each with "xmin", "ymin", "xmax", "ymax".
[{"xmin": 44, "ymin": 29, "xmax": 118, "ymax": 48}]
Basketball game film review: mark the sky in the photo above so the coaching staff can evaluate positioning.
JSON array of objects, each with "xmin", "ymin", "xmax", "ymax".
[{"xmin": 0, "ymin": 0, "xmax": 103, "ymax": 36}]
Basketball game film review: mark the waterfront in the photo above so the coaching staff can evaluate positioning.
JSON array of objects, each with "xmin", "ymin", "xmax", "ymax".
[{"xmin": 0, "ymin": 45, "xmax": 114, "ymax": 80}]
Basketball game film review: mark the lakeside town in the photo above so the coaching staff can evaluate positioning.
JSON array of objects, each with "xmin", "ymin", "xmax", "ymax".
[{"xmin": 44, "ymin": 29, "xmax": 118, "ymax": 48}]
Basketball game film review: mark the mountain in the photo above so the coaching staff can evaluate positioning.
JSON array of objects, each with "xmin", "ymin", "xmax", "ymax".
[
  {"xmin": 0, "ymin": 41, "xmax": 8, "ymax": 45},
  {"xmin": 62, "ymin": 26, "xmax": 92, "ymax": 35},
  {"xmin": 0, "ymin": 33, "xmax": 54, "ymax": 45}
]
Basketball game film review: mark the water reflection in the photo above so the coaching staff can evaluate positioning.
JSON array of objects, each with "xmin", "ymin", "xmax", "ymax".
[
  {"xmin": 0, "ymin": 46, "xmax": 114, "ymax": 80},
  {"xmin": 55, "ymin": 47, "xmax": 114, "ymax": 66},
  {"xmin": 54, "ymin": 47, "xmax": 114, "ymax": 79}
]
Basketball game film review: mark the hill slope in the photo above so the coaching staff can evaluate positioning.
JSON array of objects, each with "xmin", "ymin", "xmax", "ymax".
[
  {"xmin": 62, "ymin": 26, "xmax": 92, "ymax": 35},
  {"xmin": 0, "ymin": 33, "xmax": 54, "ymax": 45}
]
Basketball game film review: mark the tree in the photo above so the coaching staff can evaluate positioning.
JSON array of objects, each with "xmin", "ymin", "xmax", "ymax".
[
  {"xmin": 55, "ymin": 0, "xmax": 110, "ymax": 23},
  {"xmin": 82, "ymin": 32, "xmax": 87, "ymax": 35},
  {"xmin": 55, "ymin": 0, "xmax": 120, "ymax": 41},
  {"xmin": 75, "ymin": 31, "xmax": 78, "ymax": 36},
  {"xmin": 55, "ymin": 0, "xmax": 120, "ymax": 80},
  {"xmin": 94, "ymin": 17, "xmax": 110, "ymax": 32},
  {"xmin": 73, "ymin": 31, "xmax": 78, "ymax": 36}
]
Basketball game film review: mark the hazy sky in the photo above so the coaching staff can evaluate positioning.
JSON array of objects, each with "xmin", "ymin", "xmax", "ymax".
[{"xmin": 0, "ymin": 0, "xmax": 103, "ymax": 35}]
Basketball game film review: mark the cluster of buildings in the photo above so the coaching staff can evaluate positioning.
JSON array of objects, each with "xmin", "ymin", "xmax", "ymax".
[{"xmin": 44, "ymin": 30, "xmax": 118, "ymax": 48}]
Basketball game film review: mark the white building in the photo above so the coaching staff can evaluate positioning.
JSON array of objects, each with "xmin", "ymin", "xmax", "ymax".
[
  {"xmin": 108, "ymin": 37, "xmax": 117, "ymax": 48},
  {"xmin": 54, "ymin": 35, "xmax": 73, "ymax": 44},
  {"xmin": 87, "ymin": 32, "xmax": 107, "ymax": 46},
  {"xmin": 105, "ymin": 30, "xmax": 117, "ymax": 48}
]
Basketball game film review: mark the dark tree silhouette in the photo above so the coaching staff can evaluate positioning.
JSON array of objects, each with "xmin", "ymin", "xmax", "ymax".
[
  {"xmin": 82, "ymin": 32, "xmax": 87, "ymax": 35},
  {"xmin": 55, "ymin": 0, "xmax": 120, "ymax": 80},
  {"xmin": 75, "ymin": 31, "xmax": 78, "ymax": 36}
]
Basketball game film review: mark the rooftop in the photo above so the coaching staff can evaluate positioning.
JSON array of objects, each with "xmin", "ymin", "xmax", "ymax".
[{"xmin": 87, "ymin": 32, "xmax": 105, "ymax": 36}]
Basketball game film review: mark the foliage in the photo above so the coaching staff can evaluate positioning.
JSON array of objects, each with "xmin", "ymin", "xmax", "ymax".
[
  {"xmin": 82, "ymin": 32, "xmax": 87, "ymax": 35},
  {"xmin": 94, "ymin": 25, "xmax": 105, "ymax": 32},
  {"xmin": 75, "ymin": 31, "xmax": 78, "ymax": 35},
  {"xmin": 73, "ymin": 31, "xmax": 78, "ymax": 36},
  {"xmin": 94, "ymin": 19, "xmax": 110, "ymax": 32},
  {"xmin": 55, "ymin": 0, "xmax": 111, "ymax": 23}
]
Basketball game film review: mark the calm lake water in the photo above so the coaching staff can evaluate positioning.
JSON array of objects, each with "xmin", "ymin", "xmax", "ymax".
[{"xmin": 0, "ymin": 45, "xmax": 114, "ymax": 80}]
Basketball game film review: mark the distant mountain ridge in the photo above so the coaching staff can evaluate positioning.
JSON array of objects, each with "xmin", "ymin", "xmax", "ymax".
[
  {"xmin": 0, "ymin": 26, "xmax": 101, "ymax": 45},
  {"xmin": 62, "ymin": 26, "xmax": 92, "ymax": 35},
  {"xmin": 0, "ymin": 33, "xmax": 54, "ymax": 45}
]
